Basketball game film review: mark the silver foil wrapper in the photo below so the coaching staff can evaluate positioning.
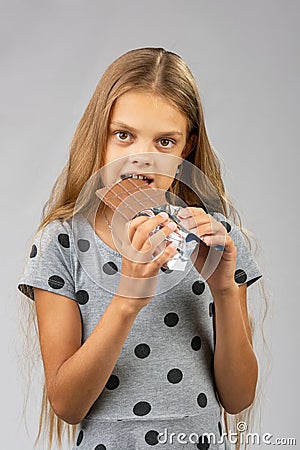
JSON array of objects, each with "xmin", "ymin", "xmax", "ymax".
[{"xmin": 133, "ymin": 204, "xmax": 224, "ymax": 271}]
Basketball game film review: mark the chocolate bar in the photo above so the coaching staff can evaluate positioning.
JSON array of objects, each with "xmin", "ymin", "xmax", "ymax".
[
  {"xmin": 95, "ymin": 177, "xmax": 167, "ymax": 221},
  {"xmin": 95, "ymin": 177, "xmax": 224, "ymax": 271}
]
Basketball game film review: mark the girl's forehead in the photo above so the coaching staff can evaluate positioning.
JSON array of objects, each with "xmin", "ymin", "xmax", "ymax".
[{"xmin": 110, "ymin": 91, "xmax": 188, "ymax": 133}]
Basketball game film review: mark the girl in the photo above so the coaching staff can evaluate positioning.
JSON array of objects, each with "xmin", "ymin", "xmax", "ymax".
[{"xmin": 18, "ymin": 48, "xmax": 266, "ymax": 450}]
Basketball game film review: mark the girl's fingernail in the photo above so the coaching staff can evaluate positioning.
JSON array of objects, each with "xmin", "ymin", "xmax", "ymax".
[
  {"xmin": 169, "ymin": 242, "xmax": 177, "ymax": 249},
  {"xmin": 167, "ymin": 221, "xmax": 177, "ymax": 230},
  {"xmin": 159, "ymin": 212, "xmax": 169, "ymax": 219}
]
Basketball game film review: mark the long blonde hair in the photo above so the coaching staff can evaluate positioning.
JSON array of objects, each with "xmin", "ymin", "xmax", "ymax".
[{"xmin": 18, "ymin": 47, "xmax": 270, "ymax": 450}]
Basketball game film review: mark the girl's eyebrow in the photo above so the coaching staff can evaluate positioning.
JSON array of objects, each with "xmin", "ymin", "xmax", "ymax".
[{"xmin": 110, "ymin": 121, "xmax": 183, "ymax": 137}]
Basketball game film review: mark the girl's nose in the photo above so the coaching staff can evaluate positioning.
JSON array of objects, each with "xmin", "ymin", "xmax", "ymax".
[{"xmin": 128, "ymin": 152, "xmax": 154, "ymax": 167}]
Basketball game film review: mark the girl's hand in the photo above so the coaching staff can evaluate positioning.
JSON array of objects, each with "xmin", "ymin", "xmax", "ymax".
[
  {"xmin": 178, "ymin": 207, "xmax": 237, "ymax": 294},
  {"xmin": 115, "ymin": 212, "xmax": 178, "ymax": 304}
]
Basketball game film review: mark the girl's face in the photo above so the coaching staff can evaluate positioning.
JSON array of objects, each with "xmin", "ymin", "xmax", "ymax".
[{"xmin": 102, "ymin": 90, "xmax": 190, "ymax": 191}]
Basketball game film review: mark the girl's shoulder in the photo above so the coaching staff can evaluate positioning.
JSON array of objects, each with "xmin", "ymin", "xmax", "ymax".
[
  {"xmin": 34, "ymin": 216, "xmax": 73, "ymax": 239},
  {"xmin": 18, "ymin": 217, "xmax": 79, "ymax": 302},
  {"xmin": 211, "ymin": 210, "xmax": 248, "ymax": 240},
  {"xmin": 32, "ymin": 214, "xmax": 84, "ymax": 251}
]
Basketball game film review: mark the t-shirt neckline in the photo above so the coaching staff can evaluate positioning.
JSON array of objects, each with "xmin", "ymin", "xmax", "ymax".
[{"xmin": 77, "ymin": 213, "xmax": 122, "ymax": 258}]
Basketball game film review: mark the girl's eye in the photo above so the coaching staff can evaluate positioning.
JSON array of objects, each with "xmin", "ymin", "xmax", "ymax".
[
  {"xmin": 115, "ymin": 131, "xmax": 131, "ymax": 142},
  {"xmin": 158, "ymin": 138, "xmax": 175, "ymax": 149}
]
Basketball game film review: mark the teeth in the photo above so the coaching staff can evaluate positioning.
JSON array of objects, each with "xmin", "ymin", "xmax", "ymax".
[
  {"xmin": 122, "ymin": 174, "xmax": 152, "ymax": 182},
  {"xmin": 131, "ymin": 174, "xmax": 146, "ymax": 180}
]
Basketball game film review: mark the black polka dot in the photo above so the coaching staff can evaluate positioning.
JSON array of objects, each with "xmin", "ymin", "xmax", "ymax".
[
  {"xmin": 75, "ymin": 290, "xmax": 89, "ymax": 305},
  {"xmin": 164, "ymin": 312, "xmax": 179, "ymax": 327},
  {"xmin": 197, "ymin": 434, "xmax": 210, "ymax": 450},
  {"xmin": 209, "ymin": 302, "xmax": 215, "ymax": 317},
  {"xmin": 145, "ymin": 430, "xmax": 159, "ymax": 445},
  {"xmin": 220, "ymin": 220, "xmax": 231, "ymax": 233},
  {"xmin": 235, "ymin": 269, "xmax": 247, "ymax": 284},
  {"xmin": 48, "ymin": 275, "xmax": 65, "ymax": 290},
  {"xmin": 192, "ymin": 280, "xmax": 205, "ymax": 295},
  {"xmin": 133, "ymin": 401, "xmax": 151, "ymax": 416},
  {"xmin": 77, "ymin": 239, "xmax": 90, "ymax": 252},
  {"xmin": 218, "ymin": 421, "xmax": 222, "ymax": 436},
  {"xmin": 191, "ymin": 336, "xmax": 202, "ymax": 351},
  {"xmin": 160, "ymin": 266, "xmax": 173, "ymax": 274},
  {"xmin": 58, "ymin": 233, "xmax": 70, "ymax": 248},
  {"xmin": 30, "ymin": 244, "xmax": 37, "ymax": 258},
  {"xmin": 102, "ymin": 261, "xmax": 118, "ymax": 275},
  {"xmin": 94, "ymin": 445, "xmax": 106, "ymax": 450},
  {"xmin": 134, "ymin": 343, "xmax": 151, "ymax": 359},
  {"xmin": 167, "ymin": 368, "xmax": 183, "ymax": 384},
  {"xmin": 197, "ymin": 392, "xmax": 208, "ymax": 408},
  {"xmin": 76, "ymin": 430, "xmax": 83, "ymax": 446},
  {"xmin": 105, "ymin": 374, "xmax": 119, "ymax": 390}
]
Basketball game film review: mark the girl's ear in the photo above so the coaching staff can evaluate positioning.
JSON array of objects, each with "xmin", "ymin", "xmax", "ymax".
[{"xmin": 181, "ymin": 134, "xmax": 196, "ymax": 159}]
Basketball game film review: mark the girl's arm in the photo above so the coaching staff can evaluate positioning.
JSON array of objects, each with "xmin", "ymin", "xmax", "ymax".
[
  {"xmin": 212, "ymin": 283, "xmax": 258, "ymax": 414},
  {"xmin": 178, "ymin": 207, "xmax": 259, "ymax": 413},
  {"xmin": 34, "ymin": 288, "xmax": 147, "ymax": 425},
  {"xmin": 34, "ymin": 213, "xmax": 178, "ymax": 425}
]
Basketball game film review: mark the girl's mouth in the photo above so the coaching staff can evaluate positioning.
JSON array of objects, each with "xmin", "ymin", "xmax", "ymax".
[{"xmin": 120, "ymin": 173, "xmax": 154, "ymax": 186}]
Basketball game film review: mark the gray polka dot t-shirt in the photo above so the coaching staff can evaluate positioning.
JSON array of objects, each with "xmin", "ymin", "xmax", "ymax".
[{"xmin": 17, "ymin": 211, "xmax": 262, "ymax": 450}]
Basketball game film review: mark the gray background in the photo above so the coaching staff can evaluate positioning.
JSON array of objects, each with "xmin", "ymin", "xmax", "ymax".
[{"xmin": 1, "ymin": 0, "xmax": 299, "ymax": 448}]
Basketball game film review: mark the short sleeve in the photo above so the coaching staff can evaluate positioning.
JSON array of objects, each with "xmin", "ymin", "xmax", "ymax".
[
  {"xmin": 212, "ymin": 212, "xmax": 263, "ymax": 288},
  {"xmin": 17, "ymin": 220, "xmax": 77, "ymax": 302}
]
